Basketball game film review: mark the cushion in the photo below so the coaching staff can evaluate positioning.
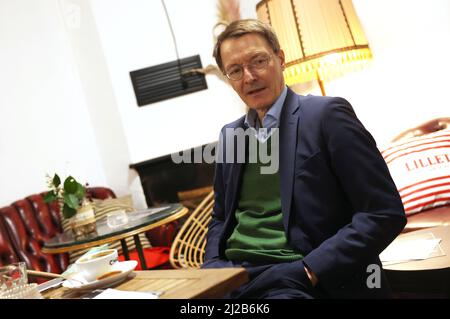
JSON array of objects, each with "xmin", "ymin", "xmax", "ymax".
[
  {"xmin": 62, "ymin": 195, "xmax": 152, "ymax": 263},
  {"xmin": 380, "ymin": 128, "xmax": 450, "ymax": 216}
]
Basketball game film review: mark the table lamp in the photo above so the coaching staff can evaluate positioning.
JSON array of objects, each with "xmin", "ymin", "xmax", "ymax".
[{"xmin": 256, "ymin": 0, "xmax": 372, "ymax": 95}]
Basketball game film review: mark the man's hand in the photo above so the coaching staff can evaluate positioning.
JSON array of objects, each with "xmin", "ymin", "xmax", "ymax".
[{"xmin": 304, "ymin": 265, "xmax": 318, "ymax": 287}]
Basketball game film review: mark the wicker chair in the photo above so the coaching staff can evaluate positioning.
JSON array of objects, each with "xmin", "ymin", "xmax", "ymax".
[{"xmin": 169, "ymin": 191, "xmax": 214, "ymax": 269}]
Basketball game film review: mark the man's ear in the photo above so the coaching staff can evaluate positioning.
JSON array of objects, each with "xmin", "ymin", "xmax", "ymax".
[{"xmin": 278, "ymin": 49, "xmax": 286, "ymax": 71}]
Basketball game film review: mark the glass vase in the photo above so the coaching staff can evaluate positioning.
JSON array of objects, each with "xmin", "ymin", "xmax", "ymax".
[{"xmin": 71, "ymin": 200, "xmax": 97, "ymax": 239}]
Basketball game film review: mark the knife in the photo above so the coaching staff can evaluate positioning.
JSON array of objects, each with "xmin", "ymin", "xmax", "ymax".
[{"xmin": 37, "ymin": 277, "xmax": 64, "ymax": 293}]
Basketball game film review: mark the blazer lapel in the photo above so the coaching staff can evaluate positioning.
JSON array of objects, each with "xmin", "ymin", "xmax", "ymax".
[
  {"xmin": 228, "ymin": 162, "xmax": 244, "ymax": 217},
  {"xmin": 220, "ymin": 158, "xmax": 244, "ymax": 254},
  {"xmin": 279, "ymin": 89, "xmax": 300, "ymax": 232},
  {"xmin": 222, "ymin": 121, "xmax": 247, "ymax": 242}
]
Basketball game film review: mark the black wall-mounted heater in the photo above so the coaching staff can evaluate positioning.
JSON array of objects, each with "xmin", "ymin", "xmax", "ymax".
[{"xmin": 130, "ymin": 55, "xmax": 207, "ymax": 106}]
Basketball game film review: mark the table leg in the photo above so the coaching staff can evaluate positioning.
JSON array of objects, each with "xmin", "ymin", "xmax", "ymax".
[
  {"xmin": 120, "ymin": 239, "xmax": 130, "ymax": 260},
  {"xmin": 133, "ymin": 234, "xmax": 148, "ymax": 270}
]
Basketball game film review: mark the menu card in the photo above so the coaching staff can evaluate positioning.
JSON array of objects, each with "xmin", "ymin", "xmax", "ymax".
[{"xmin": 380, "ymin": 232, "xmax": 445, "ymax": 266}]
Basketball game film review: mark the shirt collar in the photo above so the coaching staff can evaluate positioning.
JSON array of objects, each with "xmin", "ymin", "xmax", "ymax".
[{"xmin": 244, "ymin": 86, "xmax": 288, "ymax": 129}]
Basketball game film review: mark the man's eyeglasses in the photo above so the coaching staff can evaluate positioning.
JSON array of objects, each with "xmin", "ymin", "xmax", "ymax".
[{"xmin": 224, "ymin": 54, "xmax": 272, "ymax": 81}]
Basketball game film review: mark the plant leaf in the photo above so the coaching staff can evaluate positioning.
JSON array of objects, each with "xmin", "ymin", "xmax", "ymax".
[
  {"xmin": 43, "ymin": 191, "xmax": 57, "ymax": 203},
  {"xmin": 64, "ymin": 176, "xmax": 78, "ymax": 194},
  {"xmin": 62, "ymin": 204, "xmax": 76, "ymax": 219},
  {"xmin": 53, "ymin": 174, "xmax": 61, "ymax": 188},
  {"xmin": 64, "ymin": 193, "xmax": 79, "ymax": 209},
  {"xmin": 75, "ymin": 183, "xmax": 86, "ymax": 200}
]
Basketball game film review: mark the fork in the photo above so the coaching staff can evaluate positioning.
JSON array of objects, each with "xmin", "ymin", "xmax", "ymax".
[{"xmin": 26, "ymin": 270, "xmax": 87, "ymax": 286}]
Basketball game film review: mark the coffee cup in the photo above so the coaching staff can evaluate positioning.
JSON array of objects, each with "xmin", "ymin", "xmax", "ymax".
[{"xmin": 75, "ymin": 249, "xmax": 118, "ymax": 282}]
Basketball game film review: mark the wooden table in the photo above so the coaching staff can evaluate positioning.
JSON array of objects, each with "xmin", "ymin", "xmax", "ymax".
[
  {"xmin": 42, "ymin": 204, "xmax": 189, "ymax": 270},
  {"xmin": 42, "ymin": 268, "xmax": 248, "ymax": 299},
  {"xmin": 383, "ymin": 225, "xmax": 450, "ymax": 297}
]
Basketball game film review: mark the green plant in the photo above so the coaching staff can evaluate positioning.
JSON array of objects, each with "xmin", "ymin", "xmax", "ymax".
[{"xmin": 44, "ymin": 173, "xmax": 86, "ymax": 219}]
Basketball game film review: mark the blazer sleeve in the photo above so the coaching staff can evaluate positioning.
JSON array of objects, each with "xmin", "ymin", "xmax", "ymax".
[{"xmin": 302, "ymin": 97, "xmax": 407, "ymax": 290}]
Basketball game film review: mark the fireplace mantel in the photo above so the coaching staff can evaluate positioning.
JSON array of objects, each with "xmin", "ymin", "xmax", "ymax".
[{"xmin": 130, "ymin": 143, "xmax": 216, "ymax": 207}]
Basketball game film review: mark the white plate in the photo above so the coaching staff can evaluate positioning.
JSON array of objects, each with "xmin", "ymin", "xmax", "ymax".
[{"xmin": 62, "ymin": 260, "xmax": 138, "ymax": 291}]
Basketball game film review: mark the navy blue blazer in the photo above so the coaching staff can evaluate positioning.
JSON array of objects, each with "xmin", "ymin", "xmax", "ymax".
[{"xmin": 204, "ymin": 88, "xmax": 406, "ymax": 298}]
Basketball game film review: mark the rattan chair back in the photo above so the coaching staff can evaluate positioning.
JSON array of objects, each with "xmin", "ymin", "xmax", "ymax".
[{"xmin": 169, "ymin": 191, "xmax": 214, "ymax": 269}]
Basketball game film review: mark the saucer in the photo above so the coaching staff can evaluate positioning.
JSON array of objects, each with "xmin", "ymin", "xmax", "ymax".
[{"xmin": 62, "ymin": 260, "xmax": 137, "ymax": 291}]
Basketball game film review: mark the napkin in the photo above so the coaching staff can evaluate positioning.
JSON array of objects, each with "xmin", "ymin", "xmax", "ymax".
[
  {"xmin": 93, "ymin": 288, "xmax": 159, "ymax": 299},
  {"xmin": 380, "ymin": 237, "xmax": 442, "ymax": 265}
]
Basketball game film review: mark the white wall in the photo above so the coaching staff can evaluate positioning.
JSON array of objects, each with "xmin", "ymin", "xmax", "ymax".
[
  {"xmin": 89, "ymin": 0, "xmax": 245, "ymax": 164},
  {"xmin": 334, "ymin": 0, "xmax": 450, "ymax": 147},
  {"xmin": 59, "ymin": 0, "xmax": 147, "ymax": 208},
  {"xmin": 0, "ymin": 0, "xmax": 107, "ymax": 206}
]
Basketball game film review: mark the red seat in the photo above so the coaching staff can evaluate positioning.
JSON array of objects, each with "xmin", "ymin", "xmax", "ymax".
[
  {"xmin": 117, "ymin": 247, "xmax": 172, "ymax": 270},
  {"xmin": 0, "ymin": 216, "xmax": 20, "ymax": 266}
]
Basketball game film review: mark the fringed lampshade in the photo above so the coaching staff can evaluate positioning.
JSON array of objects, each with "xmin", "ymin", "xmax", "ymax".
[{"xmin": 256, "ymin": 0, "xmax": 372, "ymax": 95}]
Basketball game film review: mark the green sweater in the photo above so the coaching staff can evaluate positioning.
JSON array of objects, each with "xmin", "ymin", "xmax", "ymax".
[{"xmin": 225, "ymin": 136, "xmax": 303, "ymax": 264}]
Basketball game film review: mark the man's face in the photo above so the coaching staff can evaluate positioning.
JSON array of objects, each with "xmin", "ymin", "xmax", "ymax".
[{"xmin": 220, "ymin": 33, "xmax": 286, "ymax": 111}]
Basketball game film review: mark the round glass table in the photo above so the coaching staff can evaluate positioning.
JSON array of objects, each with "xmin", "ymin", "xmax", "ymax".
[{"xmin": 42, "ymin": 204, "xmax": 189, "ymax": 270}]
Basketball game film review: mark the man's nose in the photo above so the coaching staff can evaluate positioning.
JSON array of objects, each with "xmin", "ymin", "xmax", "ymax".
[{"xmin": 242, "ymin": 67, "xmax": 257, "ymax": 83}]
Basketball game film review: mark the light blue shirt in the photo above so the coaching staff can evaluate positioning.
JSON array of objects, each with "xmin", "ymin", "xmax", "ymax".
[{"xmin": 244, "ymin": 86, "xmax": 288, "ymax": 143}]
